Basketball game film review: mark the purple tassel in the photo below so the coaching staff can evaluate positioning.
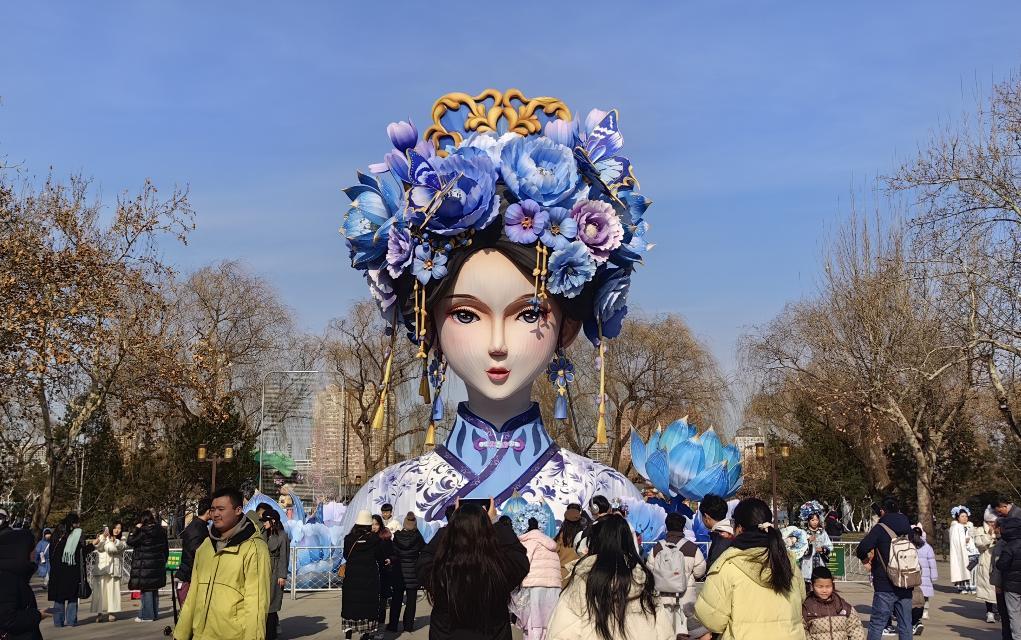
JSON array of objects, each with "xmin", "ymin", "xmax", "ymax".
[
  {"xmin": 432, "ymin": 394, "xmax": 444, "ymax": 421},
  {"xmin": 554, "ymin": 393, "xmax": 568, "ymax": 420}
]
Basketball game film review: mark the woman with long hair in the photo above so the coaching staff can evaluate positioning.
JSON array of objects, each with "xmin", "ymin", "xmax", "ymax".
[
  {"xmin": 370, "ymin": 514, "xmax": 398, "ymax": 630},
  {"xmin": 548, "ymin": 513, "xmax": 671, "ymax": 640},
  {"xmin": 554, "ymin": 505, "xmax": 587, "ymax": 585},
  {"xmin": 47, "ymin": 513, "xmax": 91, "ymax": 628},
  {"xmin": 417, "ymin": 500, "xmax": 529, "ymax": 640},
  {"xmin": 90, "ymin": 521, "xmax": 126, "ymax": 622},
  {"xmin": 342, "ymin": 510, "xmax": 385, "ymax": 640},
  {"xmin": 695, "ymin": 497, "xmax": 806, "ymax": 639},
  {"xmin": 261, "ymin": 510, "xmax": 290, "ymax": 640}
]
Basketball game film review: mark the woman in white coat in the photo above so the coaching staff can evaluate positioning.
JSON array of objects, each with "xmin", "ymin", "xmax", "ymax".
[
  {"xmin": 948, "ymin": 505, "xmax": 978, "ymax": 594},
  {"xmin": 90, "ymin": 522, "xmax": 127, "ymax": 621}
]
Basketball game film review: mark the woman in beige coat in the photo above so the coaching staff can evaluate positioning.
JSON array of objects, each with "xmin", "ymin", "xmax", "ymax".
[
  {"xmin": 973, "ymin": 509, "xmax": 999, "ymax": 623},
  {"xmin": 89, "ymin": 522, "xmax": 127, "ymax": 621},
  {"xmin": 548, "ymin": 515, "xmax": 673, "ymax": 640}
]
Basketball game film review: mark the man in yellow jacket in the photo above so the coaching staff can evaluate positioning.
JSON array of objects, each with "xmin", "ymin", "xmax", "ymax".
[{"xmin": 175, "ymin": 486, "xmax": 270, "ymax": 640}]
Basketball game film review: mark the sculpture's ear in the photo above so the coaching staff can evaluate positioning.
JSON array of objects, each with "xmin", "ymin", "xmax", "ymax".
[{"xmin": 559, "ymin": 317, "xmax": 582, "ymax": 349}]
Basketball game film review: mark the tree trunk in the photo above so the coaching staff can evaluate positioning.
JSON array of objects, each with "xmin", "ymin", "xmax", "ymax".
[
  {"xmin": 861, "ymin": 442, "xmax": 894, "ymax": 493},
  {"xmin": 31, "ymin": 452, "xmax": 65, "ymax": 535},
  {"xmin": 915, "ymin": 466, "xmax": 934, "ymax": 540}
]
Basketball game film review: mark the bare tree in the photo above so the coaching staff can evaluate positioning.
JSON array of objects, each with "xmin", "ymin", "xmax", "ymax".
[
  {"xmin": 890, "ymin": 72, "xmax": 1021, "ymax": 441},
  {"xmin": 0, "ymin": 173, "xmax": 193, "ymax": 532},
  {"xmin": 323, "ymin": 302, "xmax": 424, "ymax": 479}
]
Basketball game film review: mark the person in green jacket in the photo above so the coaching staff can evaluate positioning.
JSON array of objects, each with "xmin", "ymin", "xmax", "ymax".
[
  {"xmin": 174, "ymin": 486, "xmax": 270, "ymax": 640},
  {"xmin": 695, "ymin": 497, "xmax": 807, "ymax": 640}
]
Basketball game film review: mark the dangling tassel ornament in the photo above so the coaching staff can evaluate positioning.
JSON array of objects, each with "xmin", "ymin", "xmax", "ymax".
[
  {"xmin": 546, "ymin": 347, "xmax": 573, "ymax": 421},
  {"xmin": 596, "ymin": 319, "xmax": 608, "ymax": 445},
  {"xmin": 425, "ymin": 352, "xmax": 447, "ymax": 447},
  {"xmin": 372, "ymin": 327, "xmax": 398, "ymax": 430},
  {"xmin": 418, "ymin": 360, "xmax": 431, "ymax": 404}
]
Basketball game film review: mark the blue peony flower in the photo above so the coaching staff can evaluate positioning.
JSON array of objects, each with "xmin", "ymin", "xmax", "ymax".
[
  {"xmin": 630, "ymin": 419, "xmax": 744, "ymax": 501},
  {"xmin": 411, "ymin": 244, "xmax": 448, "ymax": 284},
  {"xmin": 546, "ymin": 241, "xmax": 596, "ymax": 299},
  {"xmin": 540, "ymin": 206, "xmax": 578, "ymax": 250},
  {"xmin": 610, "ymin": 189, "xmax": 653, "ymax": 266},
  {"xmin": 503, "ymin": 199, "xmax": 549, "ymax": 244},
  {"xmin": 500, "ymin": 136, "xmax": 579, "ymax": 207},
  {"xmin": 408, "ymin": 147, "xmax": 500, "ymax": 236},
  {"xmin": 341, "ymin": 172, "xmax": 402, "ymax": 270}
]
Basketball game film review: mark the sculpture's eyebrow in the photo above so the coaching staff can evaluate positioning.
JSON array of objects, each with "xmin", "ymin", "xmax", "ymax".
[{"xmin": 444, "ymin": 294, "xmax": 492, "ymax": 313}]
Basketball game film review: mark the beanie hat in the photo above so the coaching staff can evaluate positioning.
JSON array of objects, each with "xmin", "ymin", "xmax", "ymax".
[{"xmin": 355, "ymin": 510, "xmax": 373, "ymax": 526}]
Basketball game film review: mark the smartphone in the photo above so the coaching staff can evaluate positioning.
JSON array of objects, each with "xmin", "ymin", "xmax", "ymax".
[{"xmin": 458, "ymin": 498, "xmax": 491, "ymax": 510}]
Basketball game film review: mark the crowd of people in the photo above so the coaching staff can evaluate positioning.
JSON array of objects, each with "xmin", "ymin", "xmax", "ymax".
[{"xmin": 1, "ymin": 491, "xmax": 1021, "ymax": 640}]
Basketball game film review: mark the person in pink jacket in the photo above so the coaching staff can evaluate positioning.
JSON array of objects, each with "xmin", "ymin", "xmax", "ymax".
[{"xmin": 512, "ymin": 518, "xmax": 563, "ymax": 640}]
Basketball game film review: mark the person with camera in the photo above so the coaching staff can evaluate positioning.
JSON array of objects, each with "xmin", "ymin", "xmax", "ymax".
[{"xmin": 89, "ymin": 522, "xmax": 127, "ymax": 622}]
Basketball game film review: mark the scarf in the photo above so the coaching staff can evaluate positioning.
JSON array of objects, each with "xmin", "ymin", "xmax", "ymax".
[
  {"xmin": 730, "ymin": 531, "xmax": 771, "ymax": 550},
  {"xmin": 62, "ymin": 527, "xmax": 82, "ymax": 565}
]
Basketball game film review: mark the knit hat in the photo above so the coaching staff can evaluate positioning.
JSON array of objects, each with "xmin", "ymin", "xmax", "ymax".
[
  {"xmin": 355, "ymin": 510, "xmax": 373, "ymax": 526},
  {"xmin": 985, "ymin": 507, "xmax": 999, "ymax": 523}
]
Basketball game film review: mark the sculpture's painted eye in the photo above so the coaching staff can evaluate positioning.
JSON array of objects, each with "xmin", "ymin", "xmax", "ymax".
[
  {"xmin": 517, "ymin": 307, "xmax": 548, "ymax": 324},
  {"xmin": 450, "ymin": 308, "xmax": 479, "ymax": 324}
]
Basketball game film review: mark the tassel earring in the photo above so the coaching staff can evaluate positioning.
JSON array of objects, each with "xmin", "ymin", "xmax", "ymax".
[
  {"xmin": 425, "ymin": 352, "xmax": 447, "ymax": 447},
  {"xmin": 546, "ymin": 347, "xmax": 574, "ymax": 421},
  {"xmin": 596, "ymin": 320, "xmax": 608, "ymax": 445}
]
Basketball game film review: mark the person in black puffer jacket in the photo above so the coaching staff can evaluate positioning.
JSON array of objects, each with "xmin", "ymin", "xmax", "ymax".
[
  {"xmin": 391, "ymin": 512, "xmax": 426, "ymax": 632},
  {"xmin": 0, "ymin": 525, "xmax": 44, "ymax": 640},
  {"xmin": 127, "ymin": 511, "xmax": 169, "ymax": 622},
  {"xmin": 995, "ymin": 516, "xmax": 1021, "ymax": 634}
]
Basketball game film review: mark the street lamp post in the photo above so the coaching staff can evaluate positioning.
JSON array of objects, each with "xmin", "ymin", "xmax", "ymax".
[
  {"xmin": 259, "ymin": 370, "xmax": 318, "ymax": 493},
  {"xmin": 198, "ymin": 444, "xmax": 235, "ymax": 493},
  {"xmin": 755, "ymin": 440, "xmax": 790, "ymax": 522}
]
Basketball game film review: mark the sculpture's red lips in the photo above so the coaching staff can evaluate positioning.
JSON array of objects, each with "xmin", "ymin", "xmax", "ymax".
[{"xmin": 486, "ymin": 367, "xmax": 510, "ymax": 383}]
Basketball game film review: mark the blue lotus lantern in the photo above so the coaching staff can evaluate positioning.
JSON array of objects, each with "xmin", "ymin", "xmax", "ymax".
[{"xmin": 630, "ymin": 417, "xmax": 743, "ymax": 501}]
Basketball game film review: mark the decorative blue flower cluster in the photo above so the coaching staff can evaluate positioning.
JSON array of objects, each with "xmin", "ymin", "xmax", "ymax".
[
  {"xmin": 630, "ymin": 418, "xmax": 744, "ymax": 501},
  {"xmin": 341, "ymin": 105, "xmax": 653, "ymax": 345}
]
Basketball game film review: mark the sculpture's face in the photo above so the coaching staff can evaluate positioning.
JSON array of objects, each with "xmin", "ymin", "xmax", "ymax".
[{"xmin": 434, "ymin": 249, "xmax": 563, "ymax": 406}]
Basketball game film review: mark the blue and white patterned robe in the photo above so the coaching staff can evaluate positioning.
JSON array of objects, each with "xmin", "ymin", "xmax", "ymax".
[{"xmin": 339, "ymin": 402, "xmax": 640, "ymax": 537}]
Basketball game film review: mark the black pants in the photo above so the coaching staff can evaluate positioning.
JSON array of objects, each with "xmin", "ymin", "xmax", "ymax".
[
  {"xmin": 387, "ymin": 588, "xmax": 418, "ymax": 630},
  {"xmin": 266, "ymin": 611, "xmax": 279, "ymax": 640}
]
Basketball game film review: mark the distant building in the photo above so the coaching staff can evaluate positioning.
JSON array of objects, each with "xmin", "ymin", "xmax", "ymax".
[{"xmin": 732, "ymin": 424, "xmax": 762, "ymax": 466}]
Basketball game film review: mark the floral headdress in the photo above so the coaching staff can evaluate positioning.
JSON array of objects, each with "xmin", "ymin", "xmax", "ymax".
[
  {"xmin": 340, "ymin": 89, "xmax": 653, "ymax": 441},
  {"xmin": 798, "ymin": 500, "xmax": 825, "ymax": 526}
]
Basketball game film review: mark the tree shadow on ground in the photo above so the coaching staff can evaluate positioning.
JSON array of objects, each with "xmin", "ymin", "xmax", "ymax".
[{"xmin": 282, "ymin": 616, "xmax": 329, "ymax": 639}]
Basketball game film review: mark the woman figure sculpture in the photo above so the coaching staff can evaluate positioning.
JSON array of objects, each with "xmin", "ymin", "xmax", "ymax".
[{"xmin": 338, "ymin": 89, "xmax": 654, "ymax": 533}]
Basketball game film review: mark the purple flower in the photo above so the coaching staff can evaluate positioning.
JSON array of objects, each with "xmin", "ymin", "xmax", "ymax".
[
  {"xmin": 386, "ymin": 224, "xmax": 415, "ymax": 279},
  {"xmin": 546, "ymin": 241, "xmax": 597, "ymax": 299},
  {"xmin": 503, "ymin": 199, "xmax": 549, "ymax": 244},
  {"xmin": 366, "ymin": 268, "xmax": 398, "ymax": 317},
  {"xmin": 412, "ymin": 244, "xmax": 448, "ymax": 284},
  {"xmin": 386, "ymin": 120, "xmax": 418, "ymax": 152},
  {"xmin": 571, "ymin": 199, "xmax": 623, "ymax": 263},
  {"xmin": 540, "ymin": 206, "xmax": 578, "ymax": 250}
]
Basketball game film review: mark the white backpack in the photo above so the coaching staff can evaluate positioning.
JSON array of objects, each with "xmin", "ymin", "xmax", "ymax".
[
  {"xmin": 878, "ymin": 523, "xmax": 922, "ymax": 588},
  {"xmin": 649, "ymin": 541, "xmax": 689, "ymax": 595}
]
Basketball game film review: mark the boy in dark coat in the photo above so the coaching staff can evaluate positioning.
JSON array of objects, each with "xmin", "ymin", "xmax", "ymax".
[{"xmin": 996, "ymin": 516, "xmax": 1021, "ymax": 638}]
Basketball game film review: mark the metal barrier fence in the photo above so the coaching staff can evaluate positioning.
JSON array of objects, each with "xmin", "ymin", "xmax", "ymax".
[
  {"xmin": 287, "ymin": 545, "xmax": 344, "ymax": 599},
  {"xmin": 85, "ymin": 548, "xmax": 181, "ymax": 594}
]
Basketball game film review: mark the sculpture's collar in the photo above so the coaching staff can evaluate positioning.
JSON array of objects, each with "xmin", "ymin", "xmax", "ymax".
[{"xmin": 455, "ymin": 401, "xmax": 542, "ymax": 434}]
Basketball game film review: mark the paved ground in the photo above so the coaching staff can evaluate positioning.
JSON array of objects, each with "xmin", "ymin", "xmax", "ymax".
[{"xmin": 36, "ymin": 560, "xmax": 1005, "ymax": 639}]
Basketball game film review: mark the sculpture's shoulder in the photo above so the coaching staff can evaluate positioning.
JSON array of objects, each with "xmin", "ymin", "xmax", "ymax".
[
  {"xmin": 517, "ymin": 448, "xmax": 641, "ymax": 519},
  {"xmin": 342, "ymin": 450, "xmax": 466, "ymax": 527}
]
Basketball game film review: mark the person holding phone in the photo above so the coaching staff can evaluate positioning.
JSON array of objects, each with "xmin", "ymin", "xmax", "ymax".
[
  {"xmin": 417, "ymin": 498, "xmax": 529, "ymax": 640},
  {"xmin": 90, "ymin": 522, "xmax": 126, "ymax": 622}
]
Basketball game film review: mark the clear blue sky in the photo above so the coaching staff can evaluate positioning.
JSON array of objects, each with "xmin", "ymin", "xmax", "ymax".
[{"xmin": 3, "ymin": 2, "xmax": 1021, "ymax": 382}]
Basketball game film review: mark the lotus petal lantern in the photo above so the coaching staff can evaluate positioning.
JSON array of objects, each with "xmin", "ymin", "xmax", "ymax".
[{"xmin": 629, "ymin": 417, "xmax": 743, "ymax": 501}]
